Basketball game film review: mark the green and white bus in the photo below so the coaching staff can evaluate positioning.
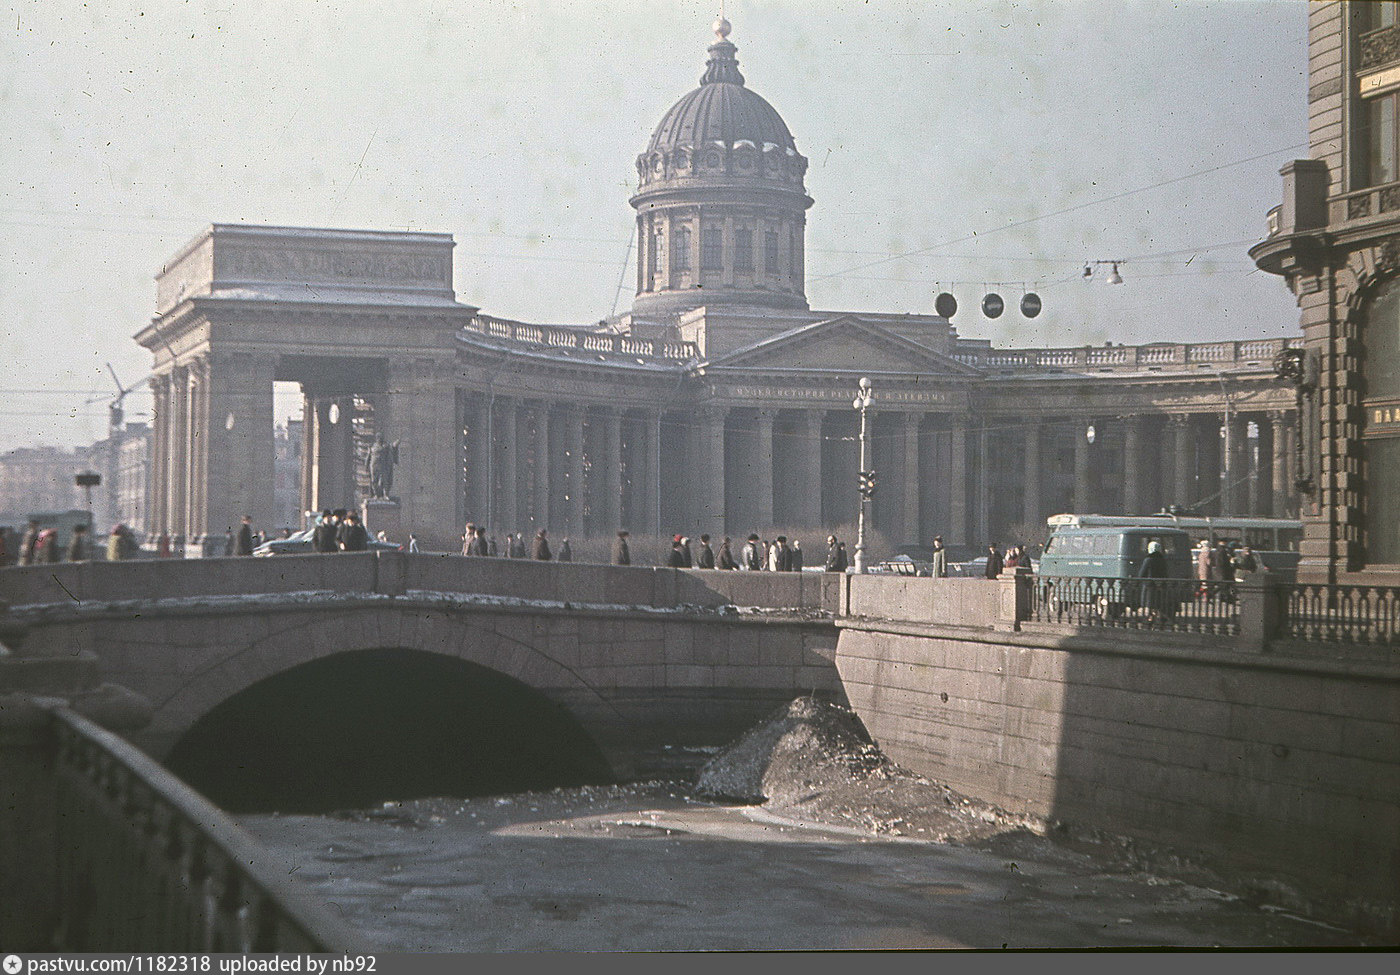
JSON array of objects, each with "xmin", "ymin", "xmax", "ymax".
[{"xmin": 1045, "ymin": 513, "xmax": 1303, "ymax": 574}]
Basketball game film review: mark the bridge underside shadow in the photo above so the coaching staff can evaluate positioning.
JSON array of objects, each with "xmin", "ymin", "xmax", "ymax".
[{"xmin": 165, "ymin": 648, "xmax": 614, "ymax": 813}]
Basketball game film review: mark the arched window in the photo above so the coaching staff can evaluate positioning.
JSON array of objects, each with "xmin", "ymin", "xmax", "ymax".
[
  {"xmin": 734, "ymin": 229, "xmax": 753, "ymax": 272},
  {"xmin": 1363, "ymin": 277, "xmax": 1400, "ymax": 562},
  {"xmin": 702, "ymin": 228, "xmax": 723, "ymax": 271}
]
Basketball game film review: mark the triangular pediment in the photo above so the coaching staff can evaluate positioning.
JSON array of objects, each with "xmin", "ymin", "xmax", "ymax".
[{"xmin": 704, "ymin": 315, "xmax": 980, "ymax": 376}]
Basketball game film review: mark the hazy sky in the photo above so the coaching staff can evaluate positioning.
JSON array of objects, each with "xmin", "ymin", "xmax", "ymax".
[{"xmin": 0, "ymin": 0, "xmax": 1308, "ymax": 450}]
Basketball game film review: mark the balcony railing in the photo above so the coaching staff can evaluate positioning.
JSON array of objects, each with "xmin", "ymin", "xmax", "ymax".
[
  {"xmin": 51, "ymin": 708, "xmax": 368, "ymax": 952},
  {"xmin": 465, "ymin": 314, "xmax": 700, "ymax": 362},
  {"xmin": 952, "ymin": 337, "xmax": 1301, "ymax": 374}
]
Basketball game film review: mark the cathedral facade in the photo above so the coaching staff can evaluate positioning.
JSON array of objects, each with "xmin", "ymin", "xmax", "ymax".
[{"xmin": 139, "ymin": 21, "xmax": 1299, "ymax": 555}]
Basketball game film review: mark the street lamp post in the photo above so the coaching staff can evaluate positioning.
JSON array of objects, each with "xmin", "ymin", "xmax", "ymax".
[{"xmin": 853, "ymin": 376, "xmax": 875, "ymax": 573}]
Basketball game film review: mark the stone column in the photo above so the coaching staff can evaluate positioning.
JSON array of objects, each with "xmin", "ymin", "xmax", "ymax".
[
  {"xmin": 150, "ymin": 374, "xmax": 171, "ymax": 536},
  {"xmin": 497, "ymin": 398, "xmax": 518, "ymax": 533},
  {"xmin": 1122, "ymin": 414, "xmax": 1143, "ymax": 515},
  {"xmin": 800, "ymin": 410, "xmax": 824, "ymax": 529},
  {"xmin": 567, "ymin": 406, "xmax": 586, "ymax": 538},
  {"xmin": 1270, "ymin": 410, "xmax": 1290, "ymax": 517},
  {"xmin": 167, "ymin": 365, "xmax": 188, "ymax": 538},
  {"xmin": 1170, "ymin": 414, "xmax": 1193, "ymax": 509},
  {"xmin": 600, "ymin": 406, "xmax": 623, "ymax": 534},
  {"xmin": 975, "ymin": 422, "xmax": 990, "ymax": 544},
  {"xmin": 1073, "ymin": 419, "xmax": 1093, "ymax": 514},
  {"xmin": 1023, "ymin": 420, "xmax": 1041, "ymax": 528},
  {"xmin": 902, "ymin": 412, "xmax": 921, "ymax": 545},
  {"xmin": 753, "ymin": 408, "xmax": 775, "ymax": 529},
  {"xmin": 949, "ymin": 416, "xmax": 968, "ymax": 546},
  {"xmin": 1246, "ymin": 416, "xmax": 1261, "ymax": 516},
  {"xmin": 464, "ymin": 393, "xmax": 491, "ymax": 526},
  {"xmin": 1223, "ymin": 413, "xmax": 1248, "ymax": 516},
  {"xmin": 533, "ymin": 402, "xmax": 551, "ymax": 530},
  {"xmin": 698, "ymin": 406, "xmax": 728, "ymax": 540},
  {"xmin": 308, "ymin": 396, "xmax": 355, "ymax": 514},
  {"xmin": 646, "ymin": 410, "xmax": 663, "ymax": 535}
]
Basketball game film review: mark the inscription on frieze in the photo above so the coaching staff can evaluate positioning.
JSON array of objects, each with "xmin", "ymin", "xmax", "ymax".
[
  {"xmin": 726, "ymin": 385, "xmax": 951, "ymax": 404},
  {"xmin": 221, "ymin": 247, "xmax": 449, "ymax": 285}
]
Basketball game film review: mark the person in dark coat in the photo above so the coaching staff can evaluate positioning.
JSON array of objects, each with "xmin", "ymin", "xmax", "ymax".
[
  {"xmin": 66, "ymin": 523, "xmax": 90, "ymax": 562},
  {"xmin": 1136, "ymin": 539, "xmax": 1171, "ymax": 622},
  {"xmin": 717, "ymin": 536, "xmax": 736, "ymax": 570},
  {"xmin": 557, "ymin": 538, "xmax": 572, "ymax": 562},
  {"xmin": 668, "ymin": 535, "xmax": 686, "ymax": 568},
  {"xmin": 509, "ymin": 533, "xmax": 528, "ymax": 559},
  {"xmin": 825, "ymin": 534, "xmax": 848, "ymax": 572},
  {"xmin": 774, "ymin": 536, "xmax": 792, "ymax": 572},
  {"xmin": 680, "ymin": 536, "xmax": 694, "ymax": 567},
  {"xmin": 18, "ymin": 521, "xmax": 39, "ymax": 566},
  {"xmin": 235, "ymin": 516, "xmax": 254, "ymax": 556},
  {"xmin": 612, "ymin": 530, "xmax": 631, "ymax": 566},
  {"xmin": 696, "ymin": 534, "xmax": 715, "ymax": 569},
  {"xmin": 469, "ymin": 526, "xmax": 490, "ymax": 557},
  {"xmin": 742, "ymin": 533, "xmax": 762, "ymax": 570},
  {"xmin": 983, "ymin": 543, "xmax": 1004, "ymax": 579},
  {"xmin": 338, "ymin": 513, "xmax": 368, "ymax": 551},
  {"xmin": 791, "ymin": 539, "xmax": 804, "ymax": 571},
  {"xmin": 314, "ymin": 511, "xmax": 339, "ymax": 553},
  {"xmin": 532, "ymin": 529, "xmax": 552, "ymax": 561}
]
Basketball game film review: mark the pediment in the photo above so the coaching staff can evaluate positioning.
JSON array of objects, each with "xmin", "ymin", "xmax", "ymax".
[{"xmin": 705, "ymin": 315, "xmax": 979, "ymax": 376}]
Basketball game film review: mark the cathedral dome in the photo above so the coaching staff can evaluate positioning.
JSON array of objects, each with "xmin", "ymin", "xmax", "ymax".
[
  {"xmin": 630, "ymin": 19, "xmax": 812, "ymax": 322},
  {"xmin": 634, "ymin": 21, "xmax": 808, "ymax": 191}
]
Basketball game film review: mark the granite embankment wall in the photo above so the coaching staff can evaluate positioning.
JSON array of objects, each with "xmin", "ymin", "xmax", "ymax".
[{"xmin": 838, "ymin": 574, "xmax": 1400, "ymax": 936}]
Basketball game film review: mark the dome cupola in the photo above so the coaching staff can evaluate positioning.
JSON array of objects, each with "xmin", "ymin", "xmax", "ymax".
[{"xmin": 630, "ymin": 19, "xmax": 813, "ymax": 321}]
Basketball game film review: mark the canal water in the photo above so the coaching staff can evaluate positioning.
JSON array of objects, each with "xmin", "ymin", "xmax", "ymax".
[{"xmin": 240, "ymin": 782, "xmax": 1370, "ymax": 951}]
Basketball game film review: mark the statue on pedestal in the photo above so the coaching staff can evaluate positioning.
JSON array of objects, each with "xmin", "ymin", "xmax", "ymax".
[{"xmin": 368, "ymin": 435, "xmax": 400, "ymax": 499}]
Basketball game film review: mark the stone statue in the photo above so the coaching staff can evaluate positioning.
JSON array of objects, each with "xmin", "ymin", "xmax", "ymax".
[{"xmin": 368, "ymin": 435, "xmax": 400, "ymax": 499}]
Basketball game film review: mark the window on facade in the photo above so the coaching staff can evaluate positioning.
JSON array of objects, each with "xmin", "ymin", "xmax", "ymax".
[
  {"xmin": 648, "ymin": 229, "xmax": 660, "ymax": 272},
  {"xmin": 1360, "ymin": 2, "xmax": 1400, "ymax": 32},
  {"xmin": 672, "ymin": 226, "xmax": 691, "ymax": 272},
  {"xmin": 734, "ymin": 229, "xmax": 753, "ymax": 271},
  {"xmin": 765, "ymin": 230, "xmax": 779, "ymax": 272},
  {"xmin": 1360, "ymin": 93, "xmax": 1399, "ymax": 188},
  {"xmin": 1366, "ymin": 276, "xmax": 1400, "ymax": 398},
  {"xmin": 702, "ymin": 228, "xmax": 723, "ymax": 270}
]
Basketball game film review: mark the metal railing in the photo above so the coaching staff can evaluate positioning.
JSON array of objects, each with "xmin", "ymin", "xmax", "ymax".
[
  {"xmin": 51, "ymin": 709, "xmax": 368, "ymax": 952},
  {"xmin": 1030, "ymin": 576, "xmax": 1240, "ymax": 636},
  {"xmin": 1278, "ymin": 583, "xmax": 1400, "ymax": 647}
]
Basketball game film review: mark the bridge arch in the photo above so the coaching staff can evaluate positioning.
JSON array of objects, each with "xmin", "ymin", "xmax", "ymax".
[{"xmin": 166, "ymin": 644, "xmax": 615, "ymax": 812}]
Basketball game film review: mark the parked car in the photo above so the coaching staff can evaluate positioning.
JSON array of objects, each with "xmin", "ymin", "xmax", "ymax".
[{"xmin": 252, "ymin": 527, "xmax": 401, "ymax": 556}]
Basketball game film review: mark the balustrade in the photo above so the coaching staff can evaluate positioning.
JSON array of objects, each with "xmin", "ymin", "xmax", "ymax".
[
  {"xmin": 50, "ymin": 709, "xmax": 366, "ymax": 952},
  {"xmin": 1029, "ymin": 575, "xmax": 1239, "ymax": 636},
  {"xmin": 1279, "ymin": 583, "xmax": 1400, "ymax": 646}
]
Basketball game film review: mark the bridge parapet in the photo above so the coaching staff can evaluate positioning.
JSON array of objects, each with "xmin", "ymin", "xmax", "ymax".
[{"xmin": 0, "ymin": 553, "xmax": 843, "ymax": 615}]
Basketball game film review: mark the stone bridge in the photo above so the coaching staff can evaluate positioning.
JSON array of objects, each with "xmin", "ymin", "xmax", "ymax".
[
  {"xmin": 1, "ymin": 556, "xmax": 1396, "ymax": 937},
  {"xmin": 0, "ymin": 554, "xmax": 843, "ymax": 809}
]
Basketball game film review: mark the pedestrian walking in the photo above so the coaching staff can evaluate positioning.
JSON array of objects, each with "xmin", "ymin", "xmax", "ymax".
[
  {"xmin": 558, "ymin": 538, "xmax": 572, "ymax": 562},
  {"xmin": 696, "ymin": 534, "xmax": 715, "ymax": 569},
  {"xmin": 825, "ymin": 534, "xmax": 848, "ymax": 573},
  {"xmin": 717, "ymin": 536, "xmax": 737, "ymax": 570},
  {"xmin": 668, "ymin": 534, "xmax": 687, "ymax": 568},
  {"xmin": 18, "ymin": 521, "xmax": 39, "ymax": 566},
  {"xmin": 408, "ymin": 533, "xmax": 420, "ymax": 553},
  {"xmin": 681, "ymin": 536, "xmax": 694, "ymax": 567},
  {"xmin": 612, "ymin": 530, "xmax": 631, "ymax": 566},
  {"xmin": 930, "ymin": 536, "xmax": 948, "ymax": 578},
  {"xmin": 315, "ymin": 511, "xmax": 340, "ymax": 553},
  {"xmin": 338, "ymin": 513, "xmax": 369, "ymax": 551},
  {"xmin": 532, "ymin": 529, "xmax": 552, "ymax": 560},
  {"xmin": 509, "ymin": 533, "xmax": 528, "ymax": 559},
  {"xmin": 790, "ymin": 539, "xmax": 803, "ymax": 571},
  {"xmin": 741, "ymin": 533, "xmax": 762, "ymax": 570},
  {"xmin": 983, "ymin": 542, "xmax": 1003, "ymax": 579},
  {"xmin": 37, "ymin": 528, "xmax": 59, "ymax": 563},
  {"xmin": 157, "ymin": 532, "xmax": 172, "ymax": 557},
  {"xmin": 235, "ymin": 516, "xmax": 254, "ymax": 556},
  {"xmin": 66, "ymin": 523, "xmax": 90, "ymax": 562}
]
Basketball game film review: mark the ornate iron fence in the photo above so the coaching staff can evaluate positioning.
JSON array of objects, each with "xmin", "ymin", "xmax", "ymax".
[
  {"xmin": 51, "ymin": 708, "xmax": 368, "ymax": 952},
  {"xmin": 1278, "ymin": 583, "xmax": 1400, "ymax": 646},
  {"xmin": 1030, "ymin": 576, "xmax": 1239, "ymax": 636}
]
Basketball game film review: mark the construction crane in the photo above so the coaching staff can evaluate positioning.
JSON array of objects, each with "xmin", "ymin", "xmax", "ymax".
[{"xmin": 105, "ymin": 363, "xmax": 130, "ymax": 435}]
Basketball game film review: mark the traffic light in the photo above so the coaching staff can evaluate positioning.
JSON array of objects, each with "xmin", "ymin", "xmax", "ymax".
[{"xmin": 858, "ymin": 469, "xmax": 878, "ymax": 499}]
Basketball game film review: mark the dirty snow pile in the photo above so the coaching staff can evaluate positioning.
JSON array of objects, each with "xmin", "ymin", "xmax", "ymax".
[{"xmin": 696, "ymin": 696, "xmax": 1039, "ymax": 842}]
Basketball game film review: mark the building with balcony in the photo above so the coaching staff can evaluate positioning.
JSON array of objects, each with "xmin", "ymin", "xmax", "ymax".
[{"xmin": 1252, "ymin": 1, "xmax": 1400, "ymax": 583}]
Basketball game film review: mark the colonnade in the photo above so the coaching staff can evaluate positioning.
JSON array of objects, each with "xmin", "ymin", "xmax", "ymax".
[{"xmin": 457, "ymin": 394, "xmax": 1300, "ymax": 547}]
